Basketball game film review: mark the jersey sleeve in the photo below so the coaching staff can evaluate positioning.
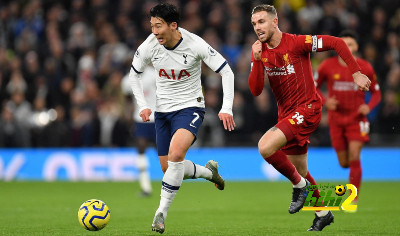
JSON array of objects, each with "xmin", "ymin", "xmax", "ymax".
[
  {"xmin": 248, "ymin": 49, "xmax": 265, "ymax": 96},
  {"xmin": 196, "ymin": 37, "xmax": 227, "ymax": 73},
  {"xmin": 364, "ymin": 62, "xmax": 381, "ymax": 110},
  {"xmin": 315, "ymin": 60, "xmax": 328, "ymax": 103},
  {"xmin": 294, "ymin": 35, "xmax": 361, "ymax": 74},
  {"xmin": 131, "ymin": 41, "xmax": 152, "ymax": 73}
]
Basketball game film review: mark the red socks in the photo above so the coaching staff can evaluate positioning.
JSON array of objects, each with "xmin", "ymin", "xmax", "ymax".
[
  {"xmin": 264, "ymin": 150, "xmax": 302, "ymax": 185},
  {"xmin": 305, "ymin": 171, "xmax": 321, "ymax": 198},
  {"xmin": 350, "ymin": 160, "xmax": 362, "ymax": 198}
]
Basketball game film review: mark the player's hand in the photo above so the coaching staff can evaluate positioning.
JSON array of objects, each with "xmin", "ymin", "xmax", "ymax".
[
  {"xmin": 358, "ymin": 104, "xmax": 370, "ymax": 115},
  {"xmin": 218, "ymin": 113, "xmax": 235, "ymax": 131},
  {"xmin": 353, "ymin": 71, "xmax": 371, "ymax": 91},
  {"xmin": 325, "ymin": 96, "xmax": 339, "ymax": 110},
  {"xmin": 252, "ymin": 40, "xmax": 262, "ymax": 60},
  {"xmin": 139, "ymin": 108, "xmax": 152, "ymax": 122}
]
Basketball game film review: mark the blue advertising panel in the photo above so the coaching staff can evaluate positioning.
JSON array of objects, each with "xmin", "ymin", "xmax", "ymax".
[{"xmin": 0, "ymin": 148, "xmax": 399, "ymax": 181}]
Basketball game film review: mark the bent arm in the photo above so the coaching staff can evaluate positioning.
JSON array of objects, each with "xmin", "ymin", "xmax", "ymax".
[
  {"xmin": 129, "ymin": 66, "xmax": 149, "ymax": 113},
  {"xmin": 248, "ymin": 60, "xmax": 265, "ymax": 96},
  {"xmin": 314, "ymin": 35, "xmax": 361, "ymax": 74},
  {"xmin": 368, "ymin": 84, "xmax": 382, "ymax": 110}
]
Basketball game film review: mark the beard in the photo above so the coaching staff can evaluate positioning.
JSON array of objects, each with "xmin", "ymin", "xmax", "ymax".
[{"xmin": 260, "ymin": 30, "xmax": 273, "ymax": 43}]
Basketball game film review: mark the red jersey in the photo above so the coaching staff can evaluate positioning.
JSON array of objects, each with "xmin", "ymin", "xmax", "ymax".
[
  {"xmin": 316, "ymin": 56, "xmax": 381, "ymax": 115},
  {"xmin": 249, "ymin": 33, "xmax": 361, "ymax": 120}
]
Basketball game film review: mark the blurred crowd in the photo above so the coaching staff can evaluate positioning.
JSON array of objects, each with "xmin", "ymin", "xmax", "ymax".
[{"xmin": 0, "ymin": 0, "xmax": 399, "ymax": 148}]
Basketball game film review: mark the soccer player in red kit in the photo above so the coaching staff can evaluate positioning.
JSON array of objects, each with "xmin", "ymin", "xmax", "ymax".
[
  {"xmin": 315, "ymin": 30, "xmax": 381, "ymax": 201},
  {"xmin": 248, "ymin": 5, "xmax": 371, "ymax": 231}
]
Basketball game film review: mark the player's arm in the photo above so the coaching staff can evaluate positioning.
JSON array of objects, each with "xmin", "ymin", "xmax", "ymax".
[
  {"xmin": 314, "ymin": 64, "xmax": 327, "ymax": 104},
  {"xmin": 315, "ymin": 61, "xmax": 338, "ymax": 110},
  {"xmin": 218, "ymin": 63, "xmax": 236, "ymax": 131},
  {"xmin": 248, "ymin": 40, "xmax": 265, "ymax": 97},
  {"xmin": 197, "ymin": 36, "xmax": 235, "ymax": 131},
  {"xmin": 130, "ymin": 44, "xmax": 152, "ymax": 122},
  {"xmin": 359, "ymin": 64, "xmax": 382, "ymax": 115},
  {"xmin": 129, "ymin": 66, "xmax": 151, "ymax": 122},
  {"xmin": 298, "ymin": 35, "xmax": 370, "ymax": 91}
]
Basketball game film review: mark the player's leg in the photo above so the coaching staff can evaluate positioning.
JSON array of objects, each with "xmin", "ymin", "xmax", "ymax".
[
  {"xmin": 286, "ymin": 152, "xmax": 308, "ymax": 177},
  {"xmin": 336, "ymin": 151, "xmax": 349, "ymax": 168},
  {"xmin": 152, "ymin": 112, "xmax": 172, "ymax": 234},
  {"xmin": 258, "ymin": 127, "xmax": 308, "ymax": 214},
  {"xmin": 136, "ymin": 136, "xmax": 152, "ymax": 196},
  {"xmin": 285, "ymin": 147, "xmax": 321, "ymax": 201},
  {"xmin": 157, "ymin": 144, "xmax": 221, "ymax": 188},
  {"xmin": 158, "ymin": 155, "xmax": 168, "ymax": 173},
  {"xmin": 155, "ymin": 107, "xmax": 219, "ymax": 186},
  {"xmin": 345, "ymin": 119, "xmax": 368, "ymax": 202},
  {"xmin": 348, "ymin": 140, "xmax": 363, "ymax": 200},
  {"xmin": 286, "ymin": 148, "xmax": 324, "ymax": 206},
  {"xmin": 159, "ymin": 156, "xmax": 217, "ymax": 185},
  {"xmin": 172, "ymin": 107, "xmax": 223, "ymax": 188},
  {"xmin": 330, "ymin": 124, "xmax": 349, "ymax": 168},
  {"xmin": 152, "ymin": 128, "xmax": 193, "ymax": 233},
  {"xmin": 286, "ymin": 151, "xmax": 334, "ymax": 231}
]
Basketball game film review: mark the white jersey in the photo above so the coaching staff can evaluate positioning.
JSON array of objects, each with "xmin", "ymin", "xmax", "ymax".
[
  {"xmin": 122, "ymin": 66, "xmax": 157, "ymax": 122},
  {"xmin": 132, "ymin": 28, "xmax": 227, "ymax": 113}
]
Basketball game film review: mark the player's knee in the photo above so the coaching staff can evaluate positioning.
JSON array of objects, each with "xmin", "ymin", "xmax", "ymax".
[
  {"xmin": 168, "ymin": 149, "xmax": 186, "ymax": 162},
  {"xmin": 339, "ymin": 159, "xmax": 349, "ymax": 168},
  {"xmin": 258, "ymin": 141, "xmax": 274, "ymax": 158},
  {"xmin": 349, "ymin": 151, "xmax": 360, "ymax": 162}
]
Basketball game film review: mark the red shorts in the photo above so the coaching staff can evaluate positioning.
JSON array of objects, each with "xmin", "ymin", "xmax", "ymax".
[
  {"xmin": 329, "ymin": 115, "xmax": 370, "ymax": 152},
  {"xmin": 276, "ymin": 104, "xmax": 322, "ymax": 155}
]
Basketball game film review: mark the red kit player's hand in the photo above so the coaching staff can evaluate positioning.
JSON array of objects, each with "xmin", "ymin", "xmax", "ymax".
[
  {"xmin": 139, "ymin": 108, "xmax": 152, "ymax": 122},
  {"xmin": 325, "ymin": 96, "xmax": 339, "ymax": 110},
  {"xmin": 353, "ymin": 71, "xmax": 371, "ymax": 91},
  {"xmin": 358, "ymin": 104, "xmax": 371, "ymax": 115},
  {"xmin": 252, "ymin": 40, "xmax": 262, "ymax": 60}
]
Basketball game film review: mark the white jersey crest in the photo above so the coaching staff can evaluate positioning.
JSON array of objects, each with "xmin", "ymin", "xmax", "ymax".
[{"xmin": 132, "ymin": 28, "xmax": 227, "ymax": 112}]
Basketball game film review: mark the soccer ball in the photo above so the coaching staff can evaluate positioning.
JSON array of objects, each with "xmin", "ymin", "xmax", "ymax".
[
  {"xmin": 335, "ymin": 185, "xmax": 346, "ymax": 196},
  {"xmin": 78, "ymin": 199, "xmax": 110, "ymax": 231}
]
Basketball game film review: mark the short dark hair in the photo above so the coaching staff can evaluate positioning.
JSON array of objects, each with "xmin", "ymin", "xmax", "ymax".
[
  {"xmin": 339, "ymin": 30, "xmax": 359, "ymax": 42},
  {"xmin": 251, "ymin": 4, "xmax": 277, "ymax": 17},
  {"xmin": 150, "ymin": 3, "xmax": 180, "ymax": 26}
]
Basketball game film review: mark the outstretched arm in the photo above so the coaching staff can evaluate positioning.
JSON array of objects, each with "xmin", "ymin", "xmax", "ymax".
[
  {"xmin": 129, "ymin": 66, "xmax": 152, "ymax": 122},
  {"xmin": 218, "ymin": 64, "xmax": 236, "ymax": 131},
  {"xmin": 312, "ymin": 35, "xmax": 371, "ymax": 91}
]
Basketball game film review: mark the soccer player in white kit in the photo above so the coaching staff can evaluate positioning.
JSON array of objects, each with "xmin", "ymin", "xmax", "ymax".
[
  {"xmin": 129, "ymin": 3, "xmax": 235, "ymax": 234},
  {"xmin": 122, "ymin": 66, "xmax": 157, "ymax": 197}
]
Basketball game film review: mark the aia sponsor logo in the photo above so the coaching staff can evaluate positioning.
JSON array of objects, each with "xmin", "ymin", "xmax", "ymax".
[{"xmin": 159, "ymin": 69, "xmax": 191, "ymax": 80}]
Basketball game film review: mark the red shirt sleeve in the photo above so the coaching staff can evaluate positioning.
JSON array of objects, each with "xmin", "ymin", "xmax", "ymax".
[
  {"xmin": 364, "ymin": 62, "xmax": 381, "ymax": 110},
  {"xmin": 315, "ymin": 61, "xmax": 328, "ymax": 104},
  {"xmin": 248, "ymin": 50, "xmax": 265, "ymax": 96},
  {"xmin": 294, "ymin": 35, "xmax": 361, "ymax": 74}
]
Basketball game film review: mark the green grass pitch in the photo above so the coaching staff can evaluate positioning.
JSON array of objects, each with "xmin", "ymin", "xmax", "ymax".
[{"xmin": 0, "ymin": 181, "xmax": 399, "ymax": 235}]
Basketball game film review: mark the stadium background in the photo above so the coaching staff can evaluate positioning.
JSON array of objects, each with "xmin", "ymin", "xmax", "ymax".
[
  {"xmin": 1, "ymin": 0, "xmax": 399, "ymax": 180},
  {"xmin": 0, "ymin": 0, "xmax": 399, "ymax": 149}
]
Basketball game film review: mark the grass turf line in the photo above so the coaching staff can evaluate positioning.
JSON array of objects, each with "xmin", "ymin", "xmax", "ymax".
[{"xmin": 0, "ymin": 181, "xmax": 399, "ymax": 235}]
